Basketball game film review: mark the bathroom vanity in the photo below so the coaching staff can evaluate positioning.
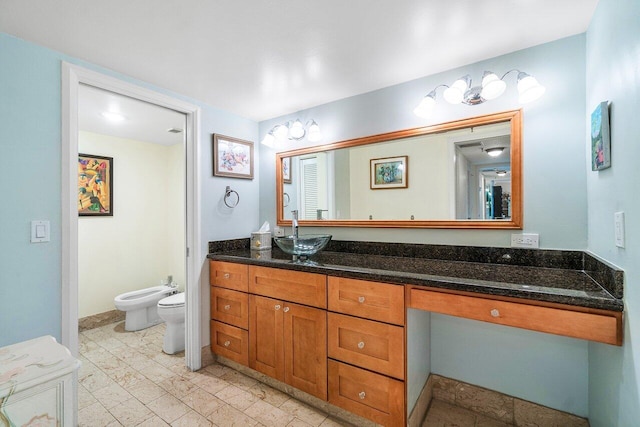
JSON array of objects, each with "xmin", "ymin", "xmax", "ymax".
[{"xmin": 207, "ymin": 239, "xmax": 623, "ymax": 426}]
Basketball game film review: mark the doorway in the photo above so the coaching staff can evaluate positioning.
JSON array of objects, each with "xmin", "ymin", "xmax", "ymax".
[{"xmin": 61, "ymin": 63, "xmax": 203, "ymax": 370}]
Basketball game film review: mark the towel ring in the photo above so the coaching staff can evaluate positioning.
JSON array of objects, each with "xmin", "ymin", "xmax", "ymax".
[
  {"xmin": 224, "ymin": 186, "xmax": 239, "ymax": 208},
  {"xmin": 283, "ymin": 192, "xmax": 290, "ymax": 207}
]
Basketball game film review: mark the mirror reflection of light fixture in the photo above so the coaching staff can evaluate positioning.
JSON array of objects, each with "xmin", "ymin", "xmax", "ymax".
[
  {"xmin": 485, "ymin": 147, "xmax": 505, "ymax": 157},
  {"xmin": 496, "ymin": 170, "xmax": 508, "ymax": 177},
  {"xmin": 414, "ymin": 69, "xmax": 545, "ymax": 118},
  {"xmin": 261, "ymin": 119, "xmax": 322, "ymax": 147}
]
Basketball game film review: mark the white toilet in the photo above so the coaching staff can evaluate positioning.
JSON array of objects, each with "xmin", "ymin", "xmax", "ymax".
[
  {"xmin": 157, "ymin": 292, "xmax": 185, "ymax": 354},
  {"xmin": 114, "ymin": 285, "xmax": 176, "ymax": 331}
]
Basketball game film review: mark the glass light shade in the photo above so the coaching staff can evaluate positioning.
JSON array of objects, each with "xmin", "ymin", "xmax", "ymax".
[
  {"xmin": 443, "ymin": 77, "xmax": 468, "ymax": 104},
  {"xmin": 289, "ymin": 119, "xmax": 305, "ymax": 139},
  {"xmin": 413, "ymin": 93, "xmax": 436, "ymax": 118},
  {"xmin": 517, "ymin": 73, "xmax": 546, "ymax": 103},
  {"xmin": 261, "ymin": 132, "xmax": 275, "ymax": 147},
  {"xmin": 480, "ymin": 72, "xmax": 506, "ymax": 100},
  {"xmin": 273, "ymin": 124, "xmax": 289, "ymax": 140},
  {"xmin": 307, "ymin": 121, "xmax": 322, "ymax": 142},
  {"xmin": 486, "ymin": 147, "xmax": 504, "ymax": 157},
  {"xmin": 496, "ymin": 170, "xmax": 508, "ymax": 177}
]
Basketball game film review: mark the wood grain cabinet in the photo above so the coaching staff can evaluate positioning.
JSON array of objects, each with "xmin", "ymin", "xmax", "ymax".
[
  {"xmin": 249, "ymin": 294, "xmax": 328, "ymax": 400},
  {"xmin": 209, "ymin": 261, "xmax": 250, "ymax": 366}
]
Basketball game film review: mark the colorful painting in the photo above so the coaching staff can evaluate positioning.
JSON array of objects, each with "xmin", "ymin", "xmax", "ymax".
[
  {"xmin": 78, "ymin": 154, "xmax": 113, "ymax": 216},
  {"xmin": 213, "ymin": 134, "xmax": 254, "ymax": 179},
  {"xmin": 591, "ymin": 101, "xmax": 611, "ymax": 171},
  {"xmin": 283, "ymin": 157, "xmax": 292, "ymax": 184},
  {"xmin": 370, "ymin": 156, "xmax": 408, "ymax": 189}
]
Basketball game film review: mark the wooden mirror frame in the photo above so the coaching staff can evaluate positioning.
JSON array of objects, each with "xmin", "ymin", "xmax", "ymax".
[{"xmin": 276, "ymin": 109, "xmax": 522, "ymax": 229}]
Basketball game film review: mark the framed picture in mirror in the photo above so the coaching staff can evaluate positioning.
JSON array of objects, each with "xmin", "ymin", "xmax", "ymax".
[
  {"xmin": 370, "ymin": 156, "xmax": 408, "ymax": 189},
  {"xmin": 283, "ymin": 157, "xmax": 292, "ymax": 183}
]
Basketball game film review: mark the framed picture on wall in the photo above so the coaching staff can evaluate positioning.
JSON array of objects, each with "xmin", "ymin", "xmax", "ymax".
[
  {"xmin": 370, "ymin": 156, "xmax": 408, "ymax": 189},
  {"xmin": 213, "ymin": 134, "xmax": 254, "ymax": 179},
  {"xmin": 283, "ymin": 157, "xmax": 292, "ymax": 184},
  {"xmin": 591, "ymin": 101, "xmax": 611, "ymax": 171},
  {"xmin": 78, "ymin": 153, "xmax": 113, "ymax": 216}
]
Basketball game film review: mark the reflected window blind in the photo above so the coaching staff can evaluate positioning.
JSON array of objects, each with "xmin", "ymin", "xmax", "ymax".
[{"xmin": 301, "ymin": 159, "xmax": 318, "ymax": 220}]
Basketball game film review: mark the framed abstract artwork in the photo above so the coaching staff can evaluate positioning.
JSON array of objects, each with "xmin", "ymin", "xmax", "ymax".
[
  {"xmin": 591, "ymin": 101, "xmax": 611, "ymax": 171},
  {"xmin": 213, "ymin": 134, "xmax": 254, "ymax": 179},
  {"xmin": 370, "ymin": 156, "xmax": 408, "ymax": 189},
  {"xmin": 78, "ymin": 153, "xmax": 113, "ymax": 216}
]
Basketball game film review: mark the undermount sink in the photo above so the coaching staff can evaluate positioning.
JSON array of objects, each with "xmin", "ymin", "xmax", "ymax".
[{"xmin": 273, "ymin": 234, "xmax": 332, "ymax": 260}]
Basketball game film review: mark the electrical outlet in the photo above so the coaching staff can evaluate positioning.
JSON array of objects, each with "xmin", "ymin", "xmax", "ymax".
[
  {"xmin": 274, "ymin": 226, "xmax": 285, "ymax": 237},
  {"xmin": 614, "ymin": 212, "xmax": 625, "ymax": 248},
  {"xmin": 511, "ymin": 233, "xmax": 539, "ymax": 249}
]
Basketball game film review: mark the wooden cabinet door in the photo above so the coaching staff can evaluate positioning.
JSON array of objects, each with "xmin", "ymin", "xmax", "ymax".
[
  {"xmin": 249, "ymin": 295, "xmax": 284, "ymax": 381},
  {"xmin": 283, "ymin": 302, "xmax": 327, "ymax": 400}
]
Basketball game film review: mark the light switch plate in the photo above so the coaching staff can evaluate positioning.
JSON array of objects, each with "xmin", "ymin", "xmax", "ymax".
[
  {"xmin": 511, "ymin": 233, "xmax": 539, "ymax": 249},
  {"xmin": 31, "ymin": 220, "xmax": 50, "ymax": 243},
  {"xmin": 614, "ymin": 212, "xmax": 625, "ymax": 248}
]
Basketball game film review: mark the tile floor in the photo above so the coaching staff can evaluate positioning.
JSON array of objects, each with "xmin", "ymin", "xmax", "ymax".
[
  {"xmin": 78, "ymin": 321, "xmax": 350, "ymax": 426},
  {"xmin": 78, "ymin": 320, "xmax": 501, "ymax": 427}
]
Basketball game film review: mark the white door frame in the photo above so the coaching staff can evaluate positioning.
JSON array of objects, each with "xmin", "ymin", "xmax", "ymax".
[{"xmin": 61, "ymin": 62, "xmax": 202, "ymax": 370}]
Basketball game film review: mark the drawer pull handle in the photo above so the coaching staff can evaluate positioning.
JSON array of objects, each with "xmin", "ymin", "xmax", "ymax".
[
  {"xmin": 357, "ymin": 341, "xmax": 365, "ymax": 349},
  {"xmin": 490, "ymin": 309, "xmax": 500, "ymax": 318},
  {"xmin": 223, "ymin": 273, "xmax": 230, "ymax": 279},
  {"xmin": 358, "ymin": 296, "xmax": 365, "ymax": 303},
  {"xmin": 275, "ymin": 304, "xmax": 281, "ymax": 310},
  {"xmin": 358, "ymin": 391, "xmax": 366, "ymax": 400},
  {"xmin": 224, "ymin": 304, "xmax": 231, "ymax": 311},
  {"xmin": 283, "ymin": 307, "xmax": 290, "ymax": 313},
  {"xmin": 223, "ymin": 340, "xmax": 230, "ymax": 347}
]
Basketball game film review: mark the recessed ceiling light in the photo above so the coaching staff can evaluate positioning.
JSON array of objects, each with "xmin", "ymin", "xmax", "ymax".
[
  {"xmin": 167, "ymin": 128, "xmax": 183, "ymax": 133},
  {"xmin": 101, "ymin": 111, "xmax": 126, "ymax": 122}
]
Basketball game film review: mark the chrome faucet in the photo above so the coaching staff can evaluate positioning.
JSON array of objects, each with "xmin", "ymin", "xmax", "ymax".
[{"xmin": 291, "ymin": 210, "xmax": 299, "ymax": 238}]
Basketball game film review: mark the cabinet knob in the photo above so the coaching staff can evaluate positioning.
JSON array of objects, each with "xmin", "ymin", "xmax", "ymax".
[
  {"xmin": 223, "ymin": 340, "xmax": 230, "ymax": 347},
  {"xmin": 490, "ymin": 309, "xmax": 500, "ymax": 318},
  {"xmin": 224, "ymin": 304, "xmax": 231, "ymax": 311},
  {"xmin": 275, "ymin": 304, "xmax": 281, "ymax": 310},
  {"xmin": 283, "ymin": 307, "xmax": 290, "ymax": 313},
  {"xmin": 223, "ymin": 273, "xmax": 230, "ymax": 279},
  {"xmin": 358, "ymin": 296, "xmax": 365, "ymax": 303},
  {"xmin": 358, "ymin": 391, "xmax": 366, "ymax": 400},
  {"xmin": 357, "ymin": 341, "xmax": 365, "ymax": 349}
]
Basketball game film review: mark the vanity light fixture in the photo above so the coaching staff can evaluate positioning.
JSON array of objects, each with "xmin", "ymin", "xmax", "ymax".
[
  {"xmin": 261, "ymin": 119, "xmax": 322, "ymax": 147},
  {"xmin": 414, "ymin": 70, "xmax": 545, "ymax": 118}
]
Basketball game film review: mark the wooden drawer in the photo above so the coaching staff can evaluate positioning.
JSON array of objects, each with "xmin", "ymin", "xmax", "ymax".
[
  {"xmin": 211, "ymin": 287, "xmax": 248, "ymax": 329},
  {"xmin": 328, "ymin": 360, "xmax": 404, "ymax": 427},
  {"xmin": 249, "ymin": 266, "xmax": 327, "ymax": 308},
  {"xmin": 408, "ymin": 287, "xmax": 622, "ymax": 346},
  {"xmin": 209, "ymin": 261, "xmax": 248, "ymax": 292},
  {"xmin": 210, "ymin": 320, "xmax": 248, "ymax": 366},
  {"xmin": 328, "ymin": 313, "xmax": 404, "ymax": 380},
  {"xmin": 328, "ymin": 277, "xmax": 404, "ymax": 325}
]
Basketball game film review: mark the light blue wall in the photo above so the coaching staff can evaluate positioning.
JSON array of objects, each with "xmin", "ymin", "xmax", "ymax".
[
  {"xmin": 259, "ymin": 36, "xmax": 590, "ymax": 415},
  {"xmin": 0, "ymin": 33, "xmax": 260, "ymax": 347},
  {"xmin": 586, "ymin": 0, "xmax": 640, "ymax": 425}
]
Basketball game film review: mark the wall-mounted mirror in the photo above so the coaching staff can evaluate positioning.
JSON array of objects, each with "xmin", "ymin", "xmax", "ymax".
[{"xmin": 276, "ymin": 110, "xmax": 522, "ymax": 229}]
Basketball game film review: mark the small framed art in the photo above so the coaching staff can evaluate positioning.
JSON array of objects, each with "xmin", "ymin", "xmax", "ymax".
[
  {"xmin": 213, "ymin": 134, "xmax": 254, "ymax": 179},
  {"xmin": 591, "ymin": 101, "xmax": 611, "ymax": 171},
  {"xmin": 282, "ymin": 157, "xmax": 292, "ymax": 184},
  {"xmin": 78, "ymin": 153, "xmax": 113, "ymax": 216},
  {"xmin": 370, "ymin": 155, "xmax": 408, "ymax": 189}
]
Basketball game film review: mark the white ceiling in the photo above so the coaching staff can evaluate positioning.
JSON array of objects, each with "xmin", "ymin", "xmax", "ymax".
[{"xmin": 1, "ymin": 0, "xmax": 598, "ymax": 122}]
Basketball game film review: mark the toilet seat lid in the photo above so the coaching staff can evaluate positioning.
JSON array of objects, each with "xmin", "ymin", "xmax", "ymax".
[{"xmin": 158, "ymin": 292, "xmax": 185, "ymax": 307}]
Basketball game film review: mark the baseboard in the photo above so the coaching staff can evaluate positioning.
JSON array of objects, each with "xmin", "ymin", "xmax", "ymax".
[
  {"xmin": 78, "ymin": 310, "xmax": 125, "ymax": 331},
  {"xmin": 407, "ymin": 375, "xmax": 434, "ymax": 427}
]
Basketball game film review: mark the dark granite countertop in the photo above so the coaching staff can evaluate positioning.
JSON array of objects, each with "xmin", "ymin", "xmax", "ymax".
[{"xmin": 207, "ymin": 239, "xmax": 624, "ymax": 312}]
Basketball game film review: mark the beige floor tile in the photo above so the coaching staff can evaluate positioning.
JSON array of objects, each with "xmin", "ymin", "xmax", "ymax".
[
  {"xmin": 78, "ymin": 384, "xmax": 98, "ymax": 410},
  {"xmin": 207, "ymin": 403, "xmax": 260, "ymax": 426},
  {"xmin": 136, "ymin": 415, "xmax": 170, "ymax": 426},
  {"xmin": 146, "ymin": 393, "xmax": 192, "ymax": 423},
  {"xmin": 107, "ymin": 364, "xmax": 148, "ymax": 388},
  {"xmin": 159, "ymin": 374, "xmax": 200, "ymax": 397},
  {"xmin": 180, "ymin": 388, "xmax": 226, "ymax": 417},
  {"xmin": 279, "ymin": 398, "xmax": 327, "ymax": 426},
  {"xmin": 91, "ymin": 382, "xmax": 132, "ymax": 409},
  {"xmin": 153, "ymin": 350, "xmax": 185, "ymax": 367},
  {"xmin": 319, "ymin": 417, "xmax": 353, "ymax": 427},
  {"xmin": 215, "ymin": 384, "xmax": 260, "ymax": 411},
  {"xmin": 194, "ymin": 374, "xmax": 231, "ymax": 395},
  {"xmin": 127, "ymin": 378, "xmax": 168, "ymax": 404},
  {"xmin": 171, "ymin": 410, "xmax": 214, "ymax": 427},
  {"xmin": 287, "ymin": 419, "xmax": 314, "ymax": 427},
  {"xmin": 169, "ymin": 362, "xmax": 202, "ymax": 381},
  {"xmin": 220, "ymin": 369, "xmax": 259, "ymax": 390},
  {"xmin": 78, "ymin": 401, "xmax": 117, "ymax": 427},
  {"xmin": 108, "ymin": 397, "xmax": 154, "ymax": 426},
  {"xmin": 455, "ymin": 383, "xmax": 514, "ymax": 424},
  {"xmin": 244, "ymin": 399, "xmax": 296, "ymax": 427},
  {"xmin": 79, "ymin": 368, "xmax": 116, "ymax": 392},
  {"xmin": 476, "ymin": 413, "xmax": 513, "ymax": 427},
  {"xmin": 202, "ymin": 362, "xmax": 234, "ymax": 378},
  {"xmin": 248, "ymin": 382, "xmax": 291, "ymax": 407}
]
